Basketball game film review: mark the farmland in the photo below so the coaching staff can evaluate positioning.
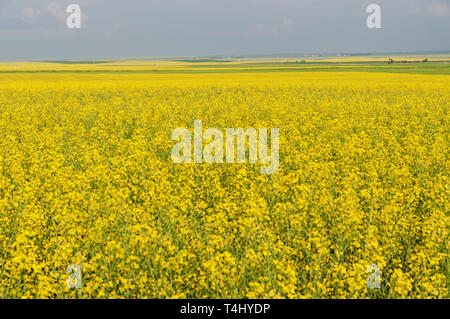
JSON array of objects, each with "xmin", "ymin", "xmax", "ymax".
[{"xmin": 0, "ymin": 60, "xmax": 448, "ymax": 298}]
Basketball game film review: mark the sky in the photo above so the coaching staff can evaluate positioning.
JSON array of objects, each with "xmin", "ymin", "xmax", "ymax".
[{"xmin": 0, "ymin": 0, "xmax": 449, "ymax": 60}]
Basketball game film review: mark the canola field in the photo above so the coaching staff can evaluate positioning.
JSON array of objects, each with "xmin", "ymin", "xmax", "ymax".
[{"xmin": 0, "ymin": 66, "xmax": 448, "ymax": 298}]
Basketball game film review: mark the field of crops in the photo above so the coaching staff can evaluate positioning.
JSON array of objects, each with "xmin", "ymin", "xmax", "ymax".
[{"xmin": 0, "ymin": 66, "xmax": 448, "ymax": 298}]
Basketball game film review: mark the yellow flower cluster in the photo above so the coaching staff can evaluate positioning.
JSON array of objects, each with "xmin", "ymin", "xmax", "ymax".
[{"xmin": 0, "ymin": 71, "xmax": 448, "ymax": 298}]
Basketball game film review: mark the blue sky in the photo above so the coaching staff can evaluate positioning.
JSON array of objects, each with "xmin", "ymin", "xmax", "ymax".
[{"xmin": 0, "ymin": 0, "xmax": 449, "ymax": 59}]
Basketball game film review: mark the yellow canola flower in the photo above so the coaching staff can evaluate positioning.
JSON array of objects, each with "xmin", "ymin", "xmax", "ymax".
[{"xmin": 0, "ymin": 70, "xmax": 448, "ymax": 299}]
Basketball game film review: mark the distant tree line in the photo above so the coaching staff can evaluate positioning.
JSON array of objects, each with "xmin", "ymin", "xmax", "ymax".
[{"xmin": 387, "ymin": 58, "xmax": 428, "ymax": 64}]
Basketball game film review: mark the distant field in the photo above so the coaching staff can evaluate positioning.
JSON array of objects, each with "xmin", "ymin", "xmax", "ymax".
[{"xmin": 1, "ymin": 57, "xmax": 450, "ymax": 75}]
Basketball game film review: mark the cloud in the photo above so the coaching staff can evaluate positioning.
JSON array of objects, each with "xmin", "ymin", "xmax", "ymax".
[
  {"xmin": 426, "ymin": 3, "xmax": 450, "ymax": 16},
  {"xmin": 20, "ymin": 2, "xmax": 87, "ymax": 23},
  {"xmin": 47, "ymin": 3, "xmax": 68, "ymax": 21},
  {"xmin": 20, "ymin": 7, "xmax": 37, "ymax": 20},
  {"xmin": 244, "ymin": 18, "xmax": 295, "ymax": 37},
  {"xmin": 405, "ymin": 0, "xmax": 450, "ymax": 16},
  {"xmin": 282, "ymin": 18, "xmax": 295, "ymax": 30}
]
